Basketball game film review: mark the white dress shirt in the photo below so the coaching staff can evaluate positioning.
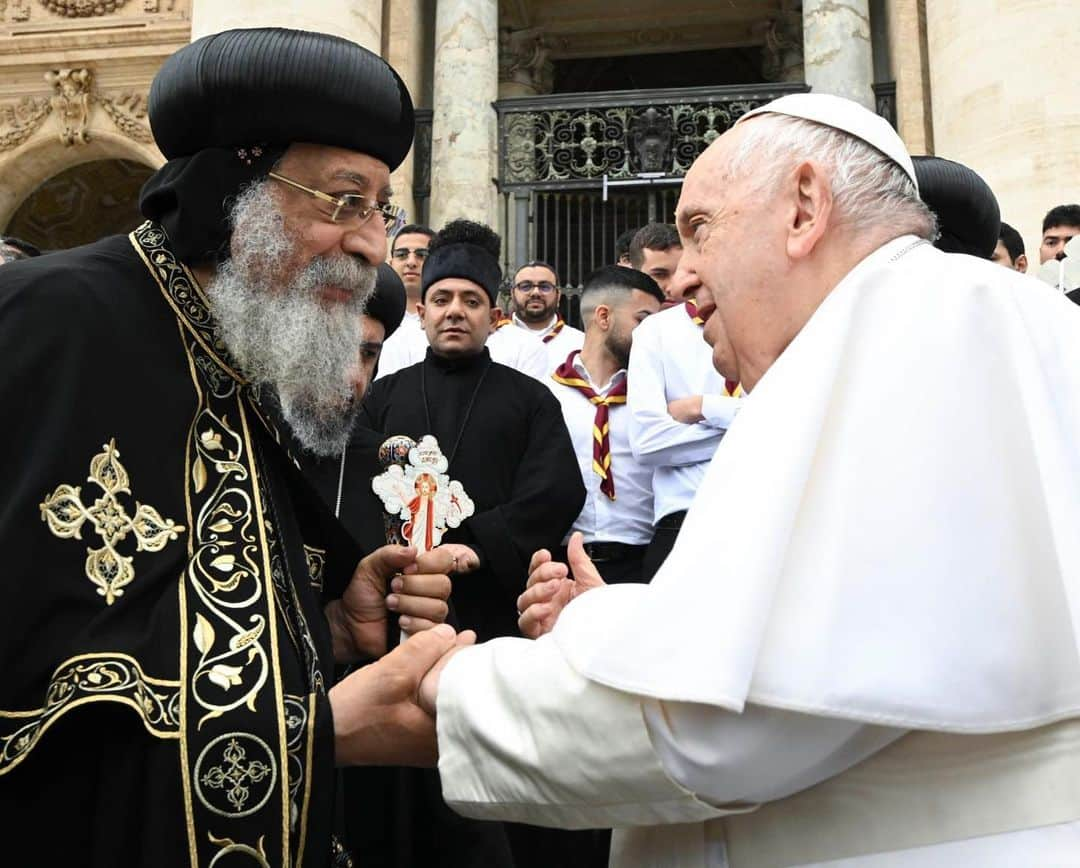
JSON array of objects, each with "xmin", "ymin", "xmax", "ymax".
[
  {"xmin": 375, "ymin": 312, "xmax": 550, "ymax": 381},
  {"xmin": 375, "ymin": 309, "xmax": 426, "ymax": 379},
  {"xmin": 513, "ymin": 313, "xmax": 585, "ymax": 373},
  {"xmin": 547, "ymin": 353, "xmax": 653, "ymax": 546},
  {"xmin": 485, "ymin": 323, "xmax": 551, "ymax": 380},
  {"xmin": 627, "ymin": 305, "xmax": 741, "ymax": 523}
]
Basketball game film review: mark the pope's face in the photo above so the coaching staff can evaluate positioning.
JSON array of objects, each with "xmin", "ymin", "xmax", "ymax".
[
  {"xmin": 670, "ymin": 258, "xmax": 739, "ymax": 382},
  {"xmin": 418, "ymin": 279, "xmax": 498, "ymax": 358},
  {"xmin": 266, "ymin": 142, "xmax": 392, "ymax": 304},
  {"xmin": 675, "ymin": 123, "xmax": 787, "ymax": 388}
]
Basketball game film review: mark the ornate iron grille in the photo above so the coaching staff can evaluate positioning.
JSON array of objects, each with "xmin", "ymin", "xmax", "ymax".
[{"xmin": 495, "ymin": 83, "xmax": 808, "ymax": 191}]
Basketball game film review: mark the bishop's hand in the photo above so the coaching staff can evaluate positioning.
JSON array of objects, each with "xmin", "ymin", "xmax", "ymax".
[
  {"xmin": 517, "ymin": 532, "xmax": 606, "ymax": 639},
  {"xmin": 325, "ymin": 545, "xmax": 452, "ymax": 663},
  {"xmin": 330, "ymin": 624, "xmax": 474, "ymax": 767}
]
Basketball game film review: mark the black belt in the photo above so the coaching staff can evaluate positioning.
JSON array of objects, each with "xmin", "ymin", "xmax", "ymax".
[
  {"xmin": 654, "ymin": 510, "xmax": 687, "ymax": 531},
  {"xmin": 582, "ymin": 541, "xmax": 648, "ymax": 563}
]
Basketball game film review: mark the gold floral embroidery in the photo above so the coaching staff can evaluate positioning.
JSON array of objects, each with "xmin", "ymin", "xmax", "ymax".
[
  {"xmin": 0, "ymin": 653, "xmax": 181, "ymax": 776},
  {"xmin": 40, "ymin": 439, "xmax": 186, "ymax": 605}
]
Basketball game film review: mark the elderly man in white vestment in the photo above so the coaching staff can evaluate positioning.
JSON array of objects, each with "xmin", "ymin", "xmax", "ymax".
[{"xmin": 416, "ymin": 93, "xmax": 1080, "ymax": 867}]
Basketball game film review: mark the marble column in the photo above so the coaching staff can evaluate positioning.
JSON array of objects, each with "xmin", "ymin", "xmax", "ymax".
[
  {"xmin": 386, "ymin": 0, "xmax": 427, "ymax": 227},
  {"xmin": 429, "ymin": 0, "xmax": 499, "ymax": 230},
  {"xmin": 925, "ymin": 0, "xmax": 1080, "ymax": 268},
  {"xmin": 190, "ymin": 0, "xmax": 381, "ymax": 52},
  {"xmin": 802, "ymin": 0, "xmax": 875, "ymax": 110},
  {"xmin": 884, "ymin": 0, "xmax": 933, "ymax": 155}
]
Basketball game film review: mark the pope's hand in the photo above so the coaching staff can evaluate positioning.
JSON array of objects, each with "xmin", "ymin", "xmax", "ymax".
[
  {"xmin": 417, "ymin": 630, "xmax": 476, "ymax": 717},
  {"xmin": 517, "ymin": 532, "xmax": 606, "ymax": 639},
  {"xmin": 325, "ymin": 545, "xmax": 452, "ymax": 663},
  {"xmin": 330, "ymin": 624, "xmax": 474, "ymax": 767},
  {"xmin": 668, "ymin": 395, "xmax": 705, "ymax": 423}
]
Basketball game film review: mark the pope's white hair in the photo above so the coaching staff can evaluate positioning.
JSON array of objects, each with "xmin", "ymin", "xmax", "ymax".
[{"xmin": 728, "ymin": 113, "xmax": 939, "ymax": 242}]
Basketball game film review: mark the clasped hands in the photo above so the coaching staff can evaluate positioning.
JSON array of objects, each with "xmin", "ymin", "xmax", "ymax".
[
  {"xmin": 328, "ymin": 543, "xmax": 478, "ymax": 768},
  {"xmin": 328, "ymin": 535, "xmax": 607, "ymax": 769}
]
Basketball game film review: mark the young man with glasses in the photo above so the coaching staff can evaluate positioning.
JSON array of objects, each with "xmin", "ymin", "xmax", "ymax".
[
  {"xmin": 509, "ymin": 260, "xmax": 584, "ymax": 371},
  {"xmin": 378, "ymin": 223, "xmax": 435, "ymax": 377}
]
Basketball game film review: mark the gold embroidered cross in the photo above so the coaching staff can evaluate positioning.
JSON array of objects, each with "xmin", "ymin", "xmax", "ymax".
[{"xmin": 40, "ymin": 439, "xmax": 186, "ymax": 605}]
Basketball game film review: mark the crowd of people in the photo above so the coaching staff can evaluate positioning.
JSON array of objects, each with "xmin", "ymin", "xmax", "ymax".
[{"xmin": 3, "ymin": 23, "xmax": 1080, "ymax": 868}]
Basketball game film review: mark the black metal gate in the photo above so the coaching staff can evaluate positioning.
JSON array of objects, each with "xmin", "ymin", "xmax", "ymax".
[
  {"xmin": 532, "ymin": 185, "xmax": 682, "ymax": 289},
  {"xmin": 494, "ymin": 82, "xmax": 807, "ymax": 321}
]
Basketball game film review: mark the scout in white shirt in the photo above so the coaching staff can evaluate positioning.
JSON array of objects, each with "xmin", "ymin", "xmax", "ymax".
[
  {"xmin": 509, "ymin": 261, "xmax": 585, "ymax": 372},
  {"xmin": 547, "ymin": 266, "xmax": 663, "ymax": 583},
  {"xmin": 627, "ymin": 274, "xmax": 742, "ymax": 580},
  {"xmin": 415, "ymin": 93, "xmax": 1080, "ymax": 867}
]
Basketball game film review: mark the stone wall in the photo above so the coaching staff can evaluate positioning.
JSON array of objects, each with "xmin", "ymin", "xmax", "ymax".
[{"xmin": 925, "ymin": 0, "xmax": 1080, "ymax": 262}]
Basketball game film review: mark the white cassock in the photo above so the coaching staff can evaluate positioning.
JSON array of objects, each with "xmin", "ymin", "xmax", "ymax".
[{"xmin": 435, "ymin": 235, "xmax": 1080, "ymax": 866}]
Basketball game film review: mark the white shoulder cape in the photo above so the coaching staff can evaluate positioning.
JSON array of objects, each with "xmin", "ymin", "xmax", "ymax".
[{"xmin": 555, "ymin": 235, "xmax": 1080, "ymax": 732}]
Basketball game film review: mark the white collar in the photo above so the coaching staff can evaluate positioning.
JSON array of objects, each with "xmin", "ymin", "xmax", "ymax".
[
  {"xmin": 513, "ymin": 312, "xmax": 558, "ymax": 337},
  {"xmin": 570, "ymin": 352, "xmax": 626, "ymax": 395}
]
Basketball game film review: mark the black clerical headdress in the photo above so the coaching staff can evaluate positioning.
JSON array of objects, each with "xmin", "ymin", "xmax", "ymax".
[
  {"xmin": 139, "ymin": 27, "xmax": 414, "ymax": 265},
  {"xmin": 912, "ymin": 156, "xmax": 1000, "ymax": 259},
  {"xmin": 369, "ymin": 262, "xmax": 407, "ymax": 337},
  {"xmin": 421, "ymin": 219, "xmax": 503, "ymax": 304}
]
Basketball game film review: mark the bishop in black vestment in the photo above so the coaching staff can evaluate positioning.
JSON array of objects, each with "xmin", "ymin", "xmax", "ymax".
[{"xmin": 0, "ymin": 28, "xmax": 460, "ymax": 868}]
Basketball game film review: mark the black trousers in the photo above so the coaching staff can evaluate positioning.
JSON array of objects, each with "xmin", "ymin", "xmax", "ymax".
[
  {"xmin": 557, "ymin": 542, "xmax": 648, "ymax": 585},
  {"xmin": 641, "ymin": 510, "xmax": 687, "ymax": 580}
]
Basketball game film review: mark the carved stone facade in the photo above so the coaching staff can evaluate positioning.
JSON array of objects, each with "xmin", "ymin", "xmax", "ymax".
[
  {"xmin": 0, "ymin": 0, "xmax": 187, "ymax": 243},
  {"xmin": 498, "ymin": 26, "xmax": 553, "ymax": 98}
]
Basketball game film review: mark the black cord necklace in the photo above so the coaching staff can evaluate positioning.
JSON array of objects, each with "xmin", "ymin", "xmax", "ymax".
[{"xmin": 420, "ymin": 354, "xmax": 492, "ymax": 467}]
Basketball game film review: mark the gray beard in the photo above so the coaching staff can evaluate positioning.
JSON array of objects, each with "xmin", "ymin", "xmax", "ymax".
[{"xmin": 205, "ymin": 181, "xmax": 377, "ymax": 457}]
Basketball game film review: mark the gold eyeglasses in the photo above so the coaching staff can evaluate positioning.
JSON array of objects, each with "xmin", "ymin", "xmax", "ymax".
[{"xmin": 268, "ymin": 171, "xmax": 407, "ymax": 236}]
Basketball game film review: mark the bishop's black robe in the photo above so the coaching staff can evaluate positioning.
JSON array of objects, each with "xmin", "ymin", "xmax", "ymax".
[
  {"xmin": 0, "ymin": 223, "xmax": 359, "ymax": 867},
  {"xmin": 359, "ymin": 348, "xmax": 585, "ymax": 643}
]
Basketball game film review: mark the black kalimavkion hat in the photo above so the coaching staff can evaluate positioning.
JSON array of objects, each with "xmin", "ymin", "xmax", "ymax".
[
  {"xmin": 140, "ymin": 27, "xmax": 415, "ymax": 265},
  {"xmin": 912, "ymin": 155, "xmax": 1000, "ymax": 259}
]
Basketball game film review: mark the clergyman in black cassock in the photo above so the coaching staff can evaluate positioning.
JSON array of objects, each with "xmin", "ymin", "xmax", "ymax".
[
  {"xmin": 356, "ymin": 220, "xmax": 589, "ymax": 868},
  {"xmin": 0, "ymin": 27, "xmax": 457, "ymax": 868}
]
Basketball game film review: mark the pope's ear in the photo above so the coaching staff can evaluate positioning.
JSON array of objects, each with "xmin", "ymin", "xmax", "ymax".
[{"xmin": 786, "ymin": 159, "xmax": 832, "ymax": 261}]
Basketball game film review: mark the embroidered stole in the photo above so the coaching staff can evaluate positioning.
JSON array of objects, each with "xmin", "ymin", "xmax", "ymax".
[
  {"xmin": 129, "ymin": 221, "xmax": 324, "ymax": 867},
  {"xmin": 552, "ymin": 350, "xmax": 626, "ymax": 500},
  {"xmin": 684, "ymin": 298, "xmax": 743, "ymax": 398}
]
